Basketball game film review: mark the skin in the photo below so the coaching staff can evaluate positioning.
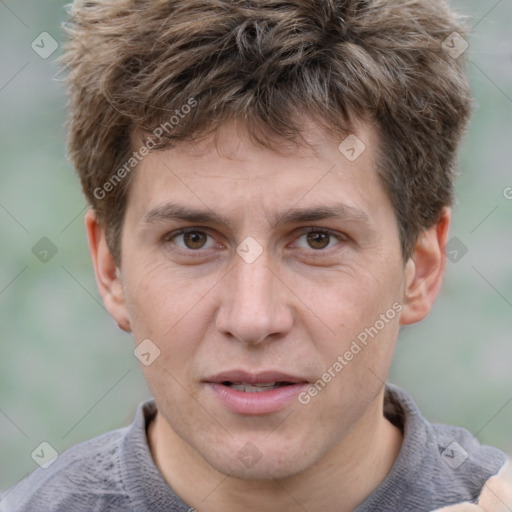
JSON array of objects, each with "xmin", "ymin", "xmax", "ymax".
[{"xmin": 86, "ymin": 119, "xmax": 450, "ymax": 512}]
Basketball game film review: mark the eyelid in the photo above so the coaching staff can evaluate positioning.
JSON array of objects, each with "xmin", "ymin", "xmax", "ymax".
[
  {"xmin": 164, "ymin": 227, "xmax": 220, "ymax": 251},
  {"xmin": 287, "ymin": 227, "xmax": 350, "ymax": 257},
  {"xmin": 163, "ymin": 226, "xmax": 348, "ymax": 254},
  {"xmin": 300, "ymin": 226, "xmax": 346, "ymax": 237},
  {"xmin": 293, "ymin": 227, "xmax": 348, "ymax": 243}
]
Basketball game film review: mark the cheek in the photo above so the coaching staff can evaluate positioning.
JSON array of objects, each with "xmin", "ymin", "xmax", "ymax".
[
  {"xmin": 302, "ymin": 261, "xmax": 402, "ymax": 335},
  {"xmin": 300, "ymin": 261, "xmax": 403, "ymax": 383},
  {"xmin": 124, "ymin": 261, "xmax": 210, "ymax": 336},
  {"xmin": 123, "ymin": 261, "xmax": 220, "ymax": 386}
]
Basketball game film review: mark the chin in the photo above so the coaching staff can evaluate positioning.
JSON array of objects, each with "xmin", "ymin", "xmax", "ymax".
[{"xmin": 199, "ymin": 437, "xmax": 319, "ymax": 481}]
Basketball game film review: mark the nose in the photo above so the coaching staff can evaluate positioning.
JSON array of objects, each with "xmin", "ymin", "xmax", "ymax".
[{"xmin": 215, "ymin": 254, "xmax": 294, "ymax": 346}]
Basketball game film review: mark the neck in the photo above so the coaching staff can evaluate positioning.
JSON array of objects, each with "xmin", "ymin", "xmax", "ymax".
[{"xmin": 148, "ymin": 390, "xmax": 403, "ymax": 512}]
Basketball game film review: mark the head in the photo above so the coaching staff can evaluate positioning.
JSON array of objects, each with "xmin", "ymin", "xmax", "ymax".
[{"xmin": 63, "ymin": 0, "xmax": 472, "ymax": 480}]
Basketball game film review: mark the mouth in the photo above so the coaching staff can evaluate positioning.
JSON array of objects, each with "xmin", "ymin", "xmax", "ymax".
[
  {"xmin": 221, "ymin": 381, "xmax": 297, "ymax": 393},
  {"xmin": 204, "ymin": 370, "xmax": 309, "ymax": 415},
  {"xmin": 205, "ymin": 369, "xmax": 307, "ymax": 388}
]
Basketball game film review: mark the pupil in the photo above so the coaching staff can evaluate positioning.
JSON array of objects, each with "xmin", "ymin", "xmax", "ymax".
[
  {"xmin": 307, "ymin": 231, "xmax": 330, "ymax": 249},
  {"xmin": 184, "ymin": 231, "xmax": 206, "ymax": 249}
]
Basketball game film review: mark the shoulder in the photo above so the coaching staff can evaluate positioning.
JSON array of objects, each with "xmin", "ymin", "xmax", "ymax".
[
  {"xmin": 429, "ymin": 423, "xmax": 512, "ymax": 512},
  {"xmin": 429, "ymin": 420, "xmax": 509, "ymax": 498},
  {"xmin": 1, "ymin": 427, "xmax": 132, "ymax": 512},
  {"xmin": 1, "ymin": 399, "xmax": 191, "ymax": 512},
  {"xmin": 360, "ymin": 385, "xmax": 511, "ymax": 511},
  {"xmin": 433, "ymin": 460, "xmax": 512, "ymax": 511}
]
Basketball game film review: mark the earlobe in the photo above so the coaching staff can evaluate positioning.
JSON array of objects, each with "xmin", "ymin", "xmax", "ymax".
[
  {"xmin": 399, "ymin": 208, "xmax": 451, "ymax": 326},
  {"xmin": 85, "ymin": 209, "xmax": 131, "ymax": 332}
]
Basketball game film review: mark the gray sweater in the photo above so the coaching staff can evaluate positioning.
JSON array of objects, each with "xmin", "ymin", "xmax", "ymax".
[{"xmin": 1, "ymin": 385, "xmax": 509, "ymax": 512}]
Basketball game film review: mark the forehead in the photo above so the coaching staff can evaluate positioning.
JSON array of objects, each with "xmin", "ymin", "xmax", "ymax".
[{"xmin": 127, "ymin": 119, "xmax": 389, "ymax": 227}]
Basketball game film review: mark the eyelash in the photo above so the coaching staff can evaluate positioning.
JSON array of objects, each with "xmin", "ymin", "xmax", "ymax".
[
  {"xmin": 163, "ymin": 227, "xmax": 347, "ymax": 256},
  {"xmin": 294, "ymin": 227, "xmax": 347, "ymax": 252},
  {"xmin": 163, "ymin": 227, "xmax": 219, "ymax": 257}
]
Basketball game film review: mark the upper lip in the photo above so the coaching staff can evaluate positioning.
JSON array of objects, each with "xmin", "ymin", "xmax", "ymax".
[{"xmin": 204, "ymin": 370, "xmax": 309, "ymax": 385}]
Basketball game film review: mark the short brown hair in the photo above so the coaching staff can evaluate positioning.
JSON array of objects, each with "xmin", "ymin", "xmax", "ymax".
[{"xmin": 62, "ymin": 0, "xmax": 472, "ymax": 264}]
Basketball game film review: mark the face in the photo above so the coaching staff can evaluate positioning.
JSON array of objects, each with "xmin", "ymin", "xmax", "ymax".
[{"xmin": 95, "ymin": 120, "xmax": 429, "ymax": 480}]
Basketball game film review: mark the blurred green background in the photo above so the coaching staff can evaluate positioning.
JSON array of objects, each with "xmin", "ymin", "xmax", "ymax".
[{"xmin": 1, "ymin": 0, "xmax": 511, "ymax": 493}]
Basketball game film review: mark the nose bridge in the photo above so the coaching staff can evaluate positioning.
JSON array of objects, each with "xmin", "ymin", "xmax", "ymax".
[
  {"xmin": 236, "ymin": 254, "xmax": 273, "ymax": 303},
  {"xmin": 216, "ymin": 252, "xmax": 292, "ymax": 344}
]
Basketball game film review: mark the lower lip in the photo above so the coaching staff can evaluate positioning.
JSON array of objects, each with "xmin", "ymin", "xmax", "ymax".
[{"xmin": 206, "ymin": 383, "xmax": 309, "ymax": 415}]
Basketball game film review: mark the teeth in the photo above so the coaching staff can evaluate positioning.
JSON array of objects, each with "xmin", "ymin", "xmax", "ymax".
[{"xmin": 228, "ymin": 382, "xmax": 281, "ymax": 393}]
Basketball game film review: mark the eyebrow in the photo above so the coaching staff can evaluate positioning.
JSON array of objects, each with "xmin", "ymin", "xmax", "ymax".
[
  {"xmin": 142, "ymin": 201, "xmax": 371, "ymax": 229},
  {"xmin": 143, "ymin": 203, "xmax": 234, "ymax": 229},
  {"xmin": 275, "ymin": 203, "xmax": 371, "ymax": 227}
]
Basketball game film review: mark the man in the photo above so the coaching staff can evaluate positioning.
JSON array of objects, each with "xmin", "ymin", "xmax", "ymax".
[{"xmin": 2, "ymin": 0, "xmax": 511, "ymax": 510}]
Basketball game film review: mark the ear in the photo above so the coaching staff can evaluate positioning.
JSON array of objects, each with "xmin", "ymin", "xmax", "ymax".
[
  {"xmin": 85, "ymin": 209, "xmax": 131, "ymax": 332},
  {"xmin": 400, "ymin": 207, "xmax": 451, "ymax": 325}
]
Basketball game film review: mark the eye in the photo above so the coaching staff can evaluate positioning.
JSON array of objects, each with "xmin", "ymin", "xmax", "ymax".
[
  {"xmin": 294, "ymin": 228, "xmax": 345, "ymax": 251},
  {"xmin": 168, "ymin": 229, "xmax": 217, "ymax": 250}
]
